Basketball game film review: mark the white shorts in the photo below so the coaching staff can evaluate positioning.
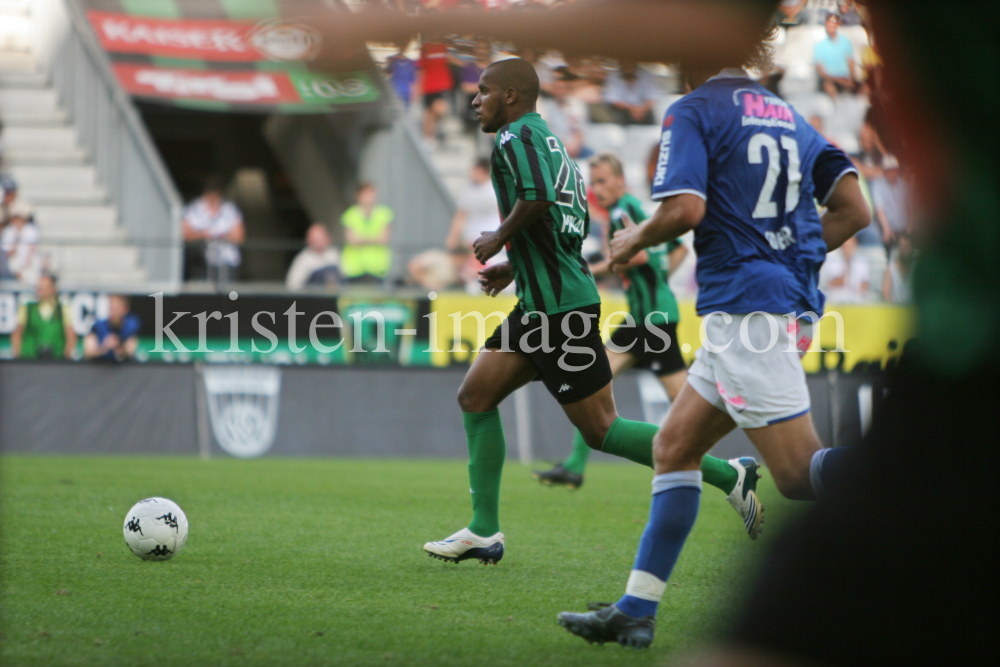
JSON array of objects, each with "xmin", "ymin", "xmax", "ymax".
[{"xmin": 688, "ymin": 312, "xmax": 814, "ymax": 430}]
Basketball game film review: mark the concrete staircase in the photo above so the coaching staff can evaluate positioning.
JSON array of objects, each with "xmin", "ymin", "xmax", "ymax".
[{"xmin": 0, "ymin": 21, "xmax": 146, "ymax": 286}]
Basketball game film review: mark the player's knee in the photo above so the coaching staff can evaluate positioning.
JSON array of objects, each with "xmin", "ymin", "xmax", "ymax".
[
  {"xmin": 457, "ymin": 383, "xmax": 492, "ymax": 413},
  {"xmin": 772, "ymin": 466, "xmax": 814, "ymax": 500},
  {"xmin": 579, "ymin": 426, "xmax": 606, "ymax": 450},
  {"xmin": 651, "ymin": 428, "xmax": 697, "ymax": 471}
]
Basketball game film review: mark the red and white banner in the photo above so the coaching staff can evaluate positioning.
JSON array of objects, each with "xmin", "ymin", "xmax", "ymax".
[
  {"xmin": 87, "ymin": 11, "xmax": 321, "ymax": 62},
  {"xmin": 112, "ymin": 64, "xmax": 301, "ymax": 104}
]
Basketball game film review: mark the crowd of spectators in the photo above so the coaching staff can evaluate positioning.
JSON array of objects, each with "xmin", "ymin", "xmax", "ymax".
[{"xmin": 379, "ymin": 1, "xmax": 914, "ymax": 303}]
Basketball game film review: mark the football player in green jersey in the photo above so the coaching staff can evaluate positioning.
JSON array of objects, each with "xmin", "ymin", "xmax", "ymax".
[
  {"xmin": 423, "ymin": 60, "xmax": 759, "ymax": 567},
  {"xmin": 533, "ymin": 153, "xmax": 729, "ymax": 492}
]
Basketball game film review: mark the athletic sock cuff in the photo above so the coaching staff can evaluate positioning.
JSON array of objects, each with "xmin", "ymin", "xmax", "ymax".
[
  {"xmin": 463, "ymin": 409, "xmax": 503, "ymax": 436},
  {"xmin": 599, "ymin": 416, "xmax": 625, "ymax": 452},
  {"xmin": 625, "ymin": 569, "xmax": 667, "ymax": 602},
  {"xmin": 652, "ymin": 470, "xmax": 703, "ymax": 495},
  {"xmin": 810, "ymin": 448, "xmax": 828, "ymax": 500}
]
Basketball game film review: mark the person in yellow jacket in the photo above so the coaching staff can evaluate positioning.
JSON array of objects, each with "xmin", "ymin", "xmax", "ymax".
[{"xmin": 340, "ymin": 182, "xmax": 393, "ymax": 283}]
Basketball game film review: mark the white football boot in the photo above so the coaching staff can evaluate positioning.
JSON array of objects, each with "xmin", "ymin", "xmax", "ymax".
[
  {"xmin": 423, "ymin": 527, "xmax": 505, "ymax": 565},
  {"xmin": 726, "ymin": 457, "xmax": 764, "ymax": 540}
]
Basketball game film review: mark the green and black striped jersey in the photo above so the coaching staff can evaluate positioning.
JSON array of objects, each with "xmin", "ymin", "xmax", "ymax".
[
  {"xmin": 608, "ymin": 192, "xmax": 682, "ymax": 326},
  {"xmin": 490, "ymin": 113, "xmax": 599, "ymax": 314}
]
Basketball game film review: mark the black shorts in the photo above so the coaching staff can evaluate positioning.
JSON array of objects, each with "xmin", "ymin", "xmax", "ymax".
[
  {"xmin": 483, "ymin": 304, "xmax": 612, "ymax": 405},
  {"xmin": 609, "ymin": 320, "xmax": 687, "ymax": 376},
  {"xmin": 423, "ymin": 90, "xmax": 447, "ymax": 108}
]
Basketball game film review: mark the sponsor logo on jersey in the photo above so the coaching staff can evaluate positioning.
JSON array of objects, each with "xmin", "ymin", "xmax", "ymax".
[
  {"xmin": 765, "ymin": 225, "xmax": 797, "ymax": 250},
  {"xmin": 736, "ymin": 91, "xmax": 796, "ymax": 130},
  {"xmin": 653, "ymin": 129, "xmax": 672, "ymax": 188},
  {"xmin": 498, "ymin": 130, "xmax": 518, "ymax": 146},
  {"xmin": 561, "ymin": 213, "xmax": 585, "ymax": 235}
]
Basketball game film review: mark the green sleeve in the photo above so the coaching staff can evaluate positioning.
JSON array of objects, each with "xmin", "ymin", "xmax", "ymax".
[
  {"xmin": 626, "ymin": 198, "xmax": 648, "ymax": 224},
  {"xmin": 508, "ymin": 127, "xmax": 555, "ymax": 203},
  {"xmin": 667, "ymin": 239, "xmax": 683, "ymax": 252}
]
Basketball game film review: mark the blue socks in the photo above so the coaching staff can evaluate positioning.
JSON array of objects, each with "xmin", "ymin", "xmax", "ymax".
[
  {"xmin": 615, "ymin": 471, "xmax": 702, "ymax": 619},
  {"xmin": 810, "ymin": 446, "xmax": 857, "ymax": 500}
]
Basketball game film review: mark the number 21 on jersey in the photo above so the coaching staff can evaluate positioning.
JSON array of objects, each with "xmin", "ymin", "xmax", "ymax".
[{"xmin": 747, "ymin": 132, "xmax": 802, "ymax": 219}]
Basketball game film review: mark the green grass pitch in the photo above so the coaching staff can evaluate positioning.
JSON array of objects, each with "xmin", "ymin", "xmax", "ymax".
[{"xmin": 0, "ymin": 456, "xmax": 795, "ymax": 666}]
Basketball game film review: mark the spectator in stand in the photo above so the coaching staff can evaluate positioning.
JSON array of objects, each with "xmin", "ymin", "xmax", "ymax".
[
  {"xmin": 519, "ymin": 47, "xmax": 559, "ymax": 98},
  {"xmin": 285, "ymin": 223, "xmax": 341, "ymax": 291},
  {"xmin": 1, "ymin": 174, "xmax": 25, "ymax": 226},
  {"xmin": 457, "ymin": 42, "xmax": 492, "ymax": 133},
  {"xmin": 883, "ymin": 233, "xmax": 915, "ymax": 304},
  {"xmin": 11, "ymin": 273, "xmax": 76, "ymax": 360},
  {"xmin": 419, "ymin": 39, "xmax": 455, "ymax": 147},
  {"xmin": 445, "ymin": 159, "xmax": 501, "ymax": 259},
  {"xmin": 600, "ymin": 60, "xmax": 659, "ymax": 125},
  {"xmin": 182, "ymin": 176, "xmax": 245, "ymax": 284},
  {"xmin": 0, "ymin": 201, "xmax": 41, "ymax": 285},
  {"xmin": 777, "ymin": 0, "xmax": 808, "ymax": 26},
  {"xmin": 541, "ymin": 74, "xmax": 590, "ymax": 159},
  {"xmin": 384, "ymin": 42, "xmax": 418, "ymax": 108},
  {"xmin": 871, "ymin": 154, "xmax": 910, "ymax": 248},
  {"xmin": 822, "ymin": 235, "xmax": 871, "ymax": 303},
  {"xmin": 407, "ymin": 249, "xmax": 465, "ymax": 292},
  {"xmin": 837, "ymin": 1, "xmax": 863, "ymax": 26},
  {"xmin": 814, "ymin": 11, "xmax": 859, "ymax": 99},
  {"xmin": 341, "ymin": 182, "xmax": 393, "ymax": 284},
  {"xmin": 0, "ymin": 244, "xmax": 12, "ymax": 280},
  {"xmin": 861, "ymin": 31, "xmax": 884, "ymax": 95},
  {"xmin": 84, "ymin": 294, "xmax": 140, "ymax": 362},
  {"xmin": 856, "ymin": 117, "xmax": 886, "ymax": 181}
]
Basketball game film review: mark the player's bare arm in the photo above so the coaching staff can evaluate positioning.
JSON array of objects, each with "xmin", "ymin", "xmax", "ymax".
[
  {"xmin": 609, "ymin": 194, "xmax": 704, "ymax": 267},
  {"xmin": 820, "ymin": 173, "xmax": 869, "ymax": 251},
  {"xmin": 473, "ymin": 199, "xmax": 553, "ymax": 263}
]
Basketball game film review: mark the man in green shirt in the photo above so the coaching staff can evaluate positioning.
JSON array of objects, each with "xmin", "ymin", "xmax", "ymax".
[
  {"xmin": 534, "ymin": 153, "xmax": 702, "ymax": 490},
  {"xmin": 11, "ymin": 273, "xmax": 76, "ymax": 360},
  {"xmin": 340, "ymin": 182, "xmax": 393, "ymax": 283},
  {"xmin": 423, "ymin": 59, "xmax": 757, "ymax": 567}
]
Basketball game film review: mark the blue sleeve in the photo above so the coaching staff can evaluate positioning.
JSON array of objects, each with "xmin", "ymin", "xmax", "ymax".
[
  {"xmin": 650, "ymin": 101, "xmax": 708, "ymax": 202},
  {"xmin": 812, "ymin": 142, "xmax": 857, "ymax": 205},
  {"xmin": 90, "ymin": 320, "xmax": 106, "ymax": 341},
  {"xmin": 122, "ymin": 314, "xmax": 142, "ymax": 340}
]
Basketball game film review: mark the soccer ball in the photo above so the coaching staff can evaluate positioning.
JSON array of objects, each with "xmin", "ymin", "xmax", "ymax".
[{"xmin": 123, "ymin": 497, "xmax": 189, "ymax": 561}]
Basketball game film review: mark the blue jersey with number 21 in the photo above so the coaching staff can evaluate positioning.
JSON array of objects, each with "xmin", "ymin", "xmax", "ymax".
[{"xmin": 651, "ymin": 71, "xmax": 856, "ymax": 316}]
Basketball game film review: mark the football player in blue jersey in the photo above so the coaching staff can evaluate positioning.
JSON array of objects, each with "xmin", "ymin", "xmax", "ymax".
[{"xmin": 556, "ymin": 59, "xmax": 871, "ymax": 648}]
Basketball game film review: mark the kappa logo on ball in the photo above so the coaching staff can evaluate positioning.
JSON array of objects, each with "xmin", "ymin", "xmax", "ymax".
[{"xmin": 202, "ymin": 366, "xmax": 282, "ymax": 458}]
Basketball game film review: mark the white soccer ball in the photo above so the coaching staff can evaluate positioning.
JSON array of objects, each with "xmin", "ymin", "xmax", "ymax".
[{"xmin": 123, "ymin": 497, "xmax": 189, "ymax": 561}]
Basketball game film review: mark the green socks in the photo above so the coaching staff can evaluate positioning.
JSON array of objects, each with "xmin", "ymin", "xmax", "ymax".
[
  {"xmin": 600, "ymin": 417, "xmax": 657, "ymax": 468},
  {"xmin": 464, "ymin": 410, "xmax": 506, "ymax": 537},
  {"xmin": 600, "ymin": 417, "xmax": 738, "ymax": 494},
  {"xmin": 562, "ymin": 430, "xmax": 591, "ymax": 474},
  {"xmin": 700, "ymin": 453, "xmax": 738, "ymax": 495}
]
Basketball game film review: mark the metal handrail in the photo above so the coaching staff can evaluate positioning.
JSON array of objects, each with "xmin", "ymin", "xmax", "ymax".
[{"xmin": 47, "ymin": 0, "xmax": 183, "ymax": 287}]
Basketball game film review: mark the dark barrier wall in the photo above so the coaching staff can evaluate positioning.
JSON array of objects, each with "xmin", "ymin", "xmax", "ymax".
[{"xmin": 0, "ymin": 362, "xmax": 885, "ymax": 460}]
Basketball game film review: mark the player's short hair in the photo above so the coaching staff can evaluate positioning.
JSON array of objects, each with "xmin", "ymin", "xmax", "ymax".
[
  {"xmin": 589, "ymin": 153, "xmax": 624, "ymax": 178},
  {"xmin": 484, "ymin": 58, "xmax": 540, "ymax": 106}
]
